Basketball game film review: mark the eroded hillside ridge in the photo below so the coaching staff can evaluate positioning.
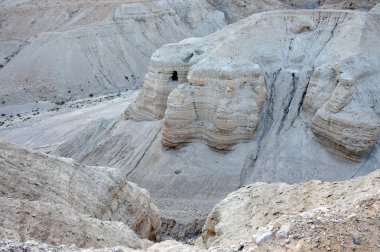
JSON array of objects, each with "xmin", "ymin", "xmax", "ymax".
[
  {"xmin": 125, "ymin": 9, "xmax": 380, "ymax": 161},
  {"xmin": 0, "ymin": 0, "xmax": 228, "ymax": 106},
  {"xmin": 0, "ymin": 141, "xmax": 161, "ymax": 248},
  {"xmin": 1, "ymin": 0, "xmax": 379, "ymax": 106}
]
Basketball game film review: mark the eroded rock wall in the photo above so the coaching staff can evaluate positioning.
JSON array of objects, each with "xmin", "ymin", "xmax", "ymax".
[
  {"xmin": 126, "ymin": 9, "xmax": 380, "ymax": 161},
  {"xmin": 0, "ymin": 141, "xmax": 161, "ymax": 246},
  {"xmin": 162, "ymin": 59, "xmax": 266, "ymax": 149}
]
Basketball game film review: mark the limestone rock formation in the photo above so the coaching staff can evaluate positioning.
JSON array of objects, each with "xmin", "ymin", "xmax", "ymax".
[
  {"xmin": 2, "ymin": 2, "xmax": 380, "ymax": 244},
  {"xmin": 304, "ymin": 56, "xmax": 380, "ymax": 162},
  {"xmin": 126, "ymin": 9, "xmax": 380, "ymax": 160},
  {"xmin": 2, "ymin": 0, "xmax": 376, "ymax": 106},
  {"xmin": 0, "ymin": 141, "xmax": 161, "ymax": 247},
  {"xmin": 0, "ymin": 198, "xmax": 149, "ymax": 249},
  {"xmin": 124, "ymin": 38, "xmax": 206, "ymax": 121},
  {"xmin": 162, "ymin": 59, "xmax": 266, "ymax": 149},
  {"xmin": 201, "ymin": 169, "xmax": 380, "ymax": 249}
]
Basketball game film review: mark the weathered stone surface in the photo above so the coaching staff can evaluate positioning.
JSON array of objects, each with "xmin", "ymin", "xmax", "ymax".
[
  {"xmin": 304, "ymin": 56, "xmax": 380, "ymax": 162},
  {"xmin": 201, "ymin": 169, "xmax": 380, "ymax": 248},
  {"xmin": 127, "ymin": 9, "xmax": 380, "ymax": 159},
  {"xmin": 44, "ymin": 9, "xmax": 380, "ymax": 232},
  {"xmin": 2, "ymin": 0, "xmax": 374, "ymax": 106},
  {"xmin": 0, "ymin": 141, "xmax": 161, "ymax": 246},
  {"xmin": 125, "ymin": 38, "xmax": 206, "ymax": 121},
  {"xmin": 0, "ymin": 198, "xmax": 149, "ymax": 249},
  {"xmin": 162, "ymin": 59, "xmax": 266, "ymax": 149},
  {"xmin": 0, "ymin": 0, "xmax": 227, "ymax": 106}
]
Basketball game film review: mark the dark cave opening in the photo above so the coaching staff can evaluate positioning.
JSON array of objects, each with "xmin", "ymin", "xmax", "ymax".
[{"xmin": 172, "ymin": 71, "xmax": 178, "ymax": 81}]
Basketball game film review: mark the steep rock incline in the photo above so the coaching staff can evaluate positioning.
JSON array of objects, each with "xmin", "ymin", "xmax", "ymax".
[
  {"xmin": 0, "ymin": 141, "xmax": 161, "ymax": 246},
  {"xmin": 126, "ymin": 9, "xmax": 380, "ymax": 161},
  {"xmin": 0, "ymin": 198, "xmax": 149, "ymax": 249},
  {"xmin": 0, "ymin": 0, "xmax": 227, "ymax": 106},
  {"xmin": 201, "ymin": 169, "xmax": 380, "ymax": 250}
]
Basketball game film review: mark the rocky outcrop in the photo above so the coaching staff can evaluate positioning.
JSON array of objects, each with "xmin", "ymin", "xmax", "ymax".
[
  {"xmin": 0, "ymin": 198, "xmax": 149, "ymax": 249},
  {"xmin": 2, "ymin": 0, "xmax": 376, "ymax": 106},
  {"xmin": 304, "ymin": 57, "xmax": 380, "ymax": 162},
  {"xmin": 2, "ymin": 169, "xmax": 380, "ymax": 251},
  {"xmin": 125, "ymin": 38, "xmax": 206, "ymax": 121},
  {"xmin": 162, "ymin": 59, "xmax": 266, "ymax": 149},
  {"xmin": 126, "ymin": 9, "xmax": 380, "ymax": 160},
  {"xmin": 201, "ymin": 169, "xmax": 380, "ymax": 249},
  {"xmin": 0, "ymin": 141, "xmax": 161, "ymax": 247}
]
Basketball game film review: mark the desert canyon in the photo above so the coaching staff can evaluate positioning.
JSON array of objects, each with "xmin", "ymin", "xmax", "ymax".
[{"xmin": 0, "ymin": 0, "xmax": 380, "ymax": 251}]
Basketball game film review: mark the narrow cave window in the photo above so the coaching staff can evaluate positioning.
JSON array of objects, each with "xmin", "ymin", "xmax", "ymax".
[{"xmin": 172, "ymin": 71, "xmax": 178, "ymax": 81}]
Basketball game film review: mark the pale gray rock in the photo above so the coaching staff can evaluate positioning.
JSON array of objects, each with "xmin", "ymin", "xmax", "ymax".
[
  {"xmin": 2, "ymin": 3, "xmax": 380, "ymax": 243},
  {"xmin": 255, "ymin": 231, "xmax": 273, "ymax": 245},
  {"xmin": 53, "ymin": 9, "xmax": 380, "ymax": 231},
  {"xmin": 127, "ymin": 9, "xmax": 380, "ymax": 160},
  {"xmin": 201, "ymin": 169, "xmax": 380, "ymax": 248},
  {"xmin": 0, "ymin": 141, "xmax": 161, "ymax": 245},
  {"xmin": 162, "ymin": 59, "xmax": 266, "ymax": 149},
  {"xmin": 2, "ymin": 0, "xmax": 373, "ymax": 106},
  {"xmin": 0, "ymin": 0, "xmax": 227, "ymax": 106},
  {"xmin": 0, "ymin": 197, "xmax": 148, "ymax": 249}
]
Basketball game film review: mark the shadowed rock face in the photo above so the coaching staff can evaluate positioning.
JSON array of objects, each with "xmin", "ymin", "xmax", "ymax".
[
  {"xmin": 126, "ymin": 9, "xmax": 380, "ymax": 161},
  {"xmin": 0, "ymin": 141, "xmax": 161, "ymax": 247}
]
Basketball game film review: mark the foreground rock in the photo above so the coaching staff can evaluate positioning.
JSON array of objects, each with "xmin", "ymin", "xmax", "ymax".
[
  {"xmin": 0, "ymin": 141, "xmax": 160, "ymax": 248},
  {"xmin": 201, "ymin": 169, "xmax": 380, "ymax": 248},
  {"xmin": 2, "ymin": 169, "xmax": 379, "ymax": 252}
]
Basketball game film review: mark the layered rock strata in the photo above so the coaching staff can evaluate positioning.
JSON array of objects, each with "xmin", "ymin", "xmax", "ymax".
[
  {"xmin": 304, "ymin": 57, "xmax": 380, "ymax": 162},
  {"xmin": 126, "ymin": 9, "xmax": 380, "ymax": 161},
  {"xmin": 3, "ymin": 168, "xmax": 379, "ymax": 251},
  {"xmin": 125, "ymin": 38, "xmax": 206, "ymax": 121},
  {"xmin": 162, "ymin": 59, "xmax": 266, "ymax": 149},
  {"xmin": 0, "ymin": 141, "xmax": 161, "ymax": 247}
]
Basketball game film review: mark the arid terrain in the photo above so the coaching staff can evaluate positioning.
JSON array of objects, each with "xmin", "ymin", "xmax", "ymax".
[{"xmin": 0, "ymin": 0, "xmax": 379, "ymax": 251}]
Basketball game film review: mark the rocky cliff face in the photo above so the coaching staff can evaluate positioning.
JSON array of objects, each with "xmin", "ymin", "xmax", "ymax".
[
  {"xmin": 0, "ymin": 141, "xmax": 161, "ymax": 248},
  {"xmin": 126, "ymin": 9, "xmax": 380, "ymax": 162},
  {"xmin": 1, "ymin": 0, "xmax": 380, "ymax": 247},
  {"xmin": 49, "ymin": 8, "xmax": 380, "ymax": 235},
  {"xmin": 2, "ymin": 0, "xmax": 374, "ymax": 106}
]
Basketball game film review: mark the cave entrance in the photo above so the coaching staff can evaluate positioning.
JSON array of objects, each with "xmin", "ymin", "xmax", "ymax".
[{"xmin": 172, "ymin": 71, "xmax": 178, "ymax": 82}]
